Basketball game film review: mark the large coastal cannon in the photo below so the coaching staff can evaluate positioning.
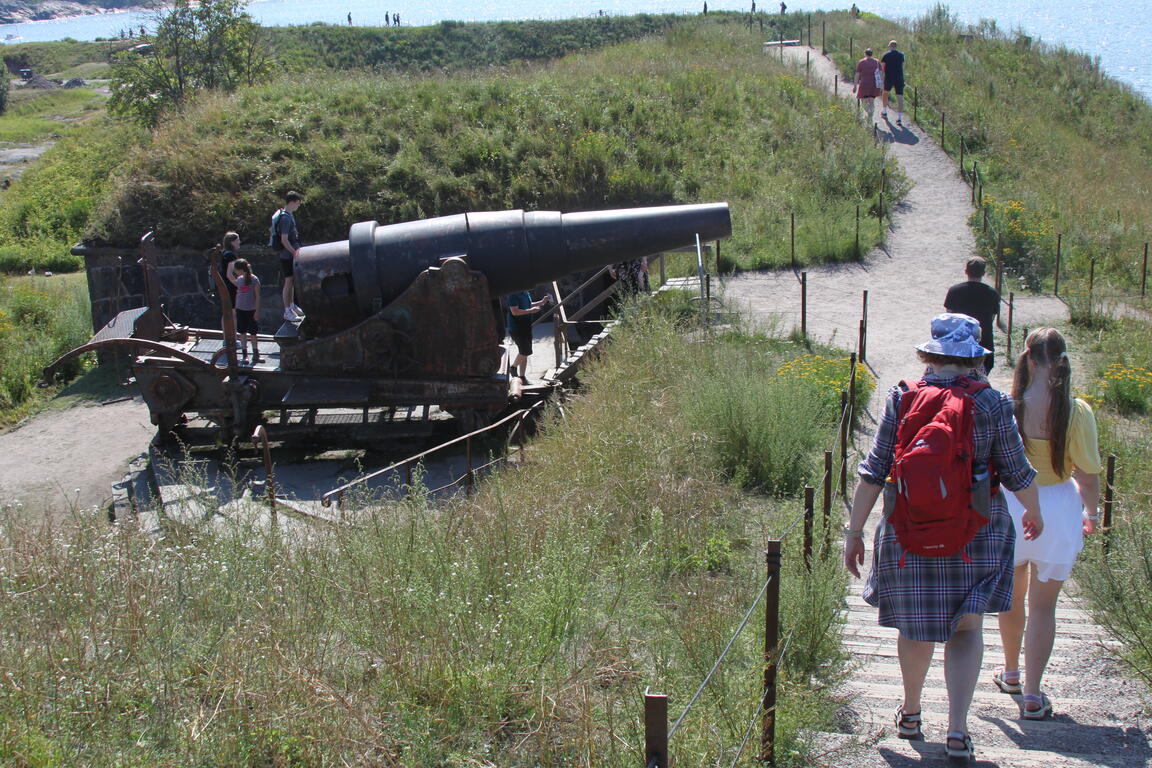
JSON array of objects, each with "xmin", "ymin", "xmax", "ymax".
[{"xmin": 45, "ymin": 202, "xmax": 731, "ymax": 442}]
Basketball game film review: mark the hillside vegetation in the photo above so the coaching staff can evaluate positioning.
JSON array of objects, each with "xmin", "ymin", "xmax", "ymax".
[
  {"xmin": 0, "ymin": 299, "xmax": 867, "ymax": 767},
  {"xmin": 88, "ymin": 20, "xmax": 897, "ymax": 269}
]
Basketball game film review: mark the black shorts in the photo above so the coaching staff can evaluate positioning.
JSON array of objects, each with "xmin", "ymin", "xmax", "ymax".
[
  {"xmin": 236, "ymin": 309, "xmax": 259, "ymax": 335},
  {"xmin": 884, "ymin": 79, "xmax": 905, "ymax": 95},
  {"xmin": 279, "ymin": 255, "xmax": 294, "ymax": 278},
  {"xmin": 510, "ymin": 317, "xmax": 533, "ymax": 356}
]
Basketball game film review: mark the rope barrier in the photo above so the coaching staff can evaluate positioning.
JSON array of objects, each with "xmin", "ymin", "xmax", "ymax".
[{"xmin": 668, "ymin": 572, "xmax": 775, "ymax": 738}]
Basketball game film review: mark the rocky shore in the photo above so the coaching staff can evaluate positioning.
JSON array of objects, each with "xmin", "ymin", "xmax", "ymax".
[{"xmin": 0, "ymin": 0, "xmax": 160, "ymax": 25}]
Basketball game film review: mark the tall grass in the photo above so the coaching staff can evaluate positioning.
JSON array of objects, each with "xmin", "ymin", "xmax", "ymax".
[
  {"xmin": 0, "ymin": 273, "xmax": 93, "ymax": 423},
  {"xmin": 1069, "ymin": 319, "xmax": 1152, "ymax": 683},
  {"xmin": 0, "ymin": 301, "xmax": 854, "ymax": 766}
]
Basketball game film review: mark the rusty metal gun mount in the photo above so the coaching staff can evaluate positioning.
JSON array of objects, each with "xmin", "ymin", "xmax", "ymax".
[{"xmin": 45, "ymin": 203, "xmax": 732, "ymax": 443}]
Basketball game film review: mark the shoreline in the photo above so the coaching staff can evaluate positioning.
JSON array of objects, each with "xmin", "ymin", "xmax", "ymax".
[{"xmin": 0, "ymin": 2, "xmax": 159, "ymax": 27}]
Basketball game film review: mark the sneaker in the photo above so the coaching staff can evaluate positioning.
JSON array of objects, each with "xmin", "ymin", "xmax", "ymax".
[
  {"xmin": 881, "ymin": 110, "xmax": 888, "ymax": 119},
  {"xmin": 896, "ymin": 117, "xmax": 903, "ymax": 126},
  {"xmin": 283, "ymin": 308, "xmax": 297, "ymax": 321},
  {"xmin": 251, "ymin": 355, "xmax": 264, "ymax": 364},
  {"xmin": 289, "ymin": 303, "xmax": 305, "ymax": 318}
]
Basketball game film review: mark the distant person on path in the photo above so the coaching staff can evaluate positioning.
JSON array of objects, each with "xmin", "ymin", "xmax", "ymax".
[
  {"xmin": 393, "ymin": 12, "xmax": 399, "ymax": 25},
  {"xmin": 850, "ymin": 3, "xmax": 860, "ymax": 18},
  {"xmin": 232, "ymin": 258, "xmax": 263, "ymax": 364},
  {"xmin": 844, "ymin": 313, "xmax": 1041, "ymax": 763},
  {"xmin": 779, "ymin": 1, "xmax": 786, "ymax": 13},
  {"xmin": 347, "ymin": 12, "xmax": 352, "ymax": 25},
  {"xmin": 995, "ymin": 328, "xmax": 1100, "ymax": 720},
  {"xmin": 703, "ymin": 2, "xmax": 708, "ymax": 14},
  {"xmin": 881, "ymin": 39, "xmax": 906, "ymax": 125},
  {"xmin": 272, "ymin": 191, "xmax": 305, "ymax": 322},
  {"xmin": 944, "ymin": 257, "xmax": 1000, "ymax": 372},
  {"xmin": 854, "ymin": 48, "xmax": 883, "ymax": 122},
  {"xmin": 505, "ymin": 290, "xmax": 552, "ymax": 385}
]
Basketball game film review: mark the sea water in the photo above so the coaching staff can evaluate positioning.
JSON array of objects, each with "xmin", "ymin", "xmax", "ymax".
[{"xmin": 0, "ymin": 0, "xmax": 1148, "ymax": 102}]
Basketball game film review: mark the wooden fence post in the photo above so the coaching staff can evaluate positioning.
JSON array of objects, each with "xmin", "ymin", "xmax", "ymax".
[
  {"xmin": 1089, "ymin": 257, "xmax": 1096, "ymax": 311},
  {"xmin": 913, "ymin": 86, "xmax": 918, "ymax": 123},
  {"xmin": 940, "ymin": 110, "xmax": 946, "ymax": 150},
  {"xmin": 803, "ymin": 485, "xmax": 815, "ymax": 571},
  {"xmin": 971, "ymin": 160, "xmax": 978, "ymax": 203},
  {"xmin": 1102, "ymin": 454, "xmax": 1116, "ymax": 554},
  {"xmin": 959, "ymin": 137, "xmax": 965, "ymax": 180},
  {"xmin": 790, "ymin": 212, "xmax": 796, "ymax": 267},
  {"xmin": 839, "ymin": 390, "xmax": 849, "ymax": 498},
  {"xmin": 1054, "ymin": 233, "xmax": 1062, "ymax": 296},
  {"xmin": 995, "ymin": 234, "xmax": 1004, "ymax": 295},
  {"xmin": 1007, "ymin": 292, "xmax": 1015, "ymax": 362},
  {"xmin": 644, "ymin": 690, "xmax": 668, "ymax": 768},
  {"xmin": 859, "ymin": 291, "xmax": 868, "ymax": 363},
  {"xmin": 855, "ymin": 204, "xmax": 860, "ymax": 258},
  {"xmin": 823, "ymin": 449, "xmax": 833, "ymax": 555},
  {"xmin": 761, "ymin": 540, "xmax": 783, "ymax": 765},
  {"xmin": 800, "ymin": 271, "xmax": 808, "ymax": 339},
  {"xmin": 1141, "ymin": 242, "xmax": 1148, "ymax": 299},
  {"xmin": 821, "ymin": 18, "xmax": 825, "ymax": 55}
]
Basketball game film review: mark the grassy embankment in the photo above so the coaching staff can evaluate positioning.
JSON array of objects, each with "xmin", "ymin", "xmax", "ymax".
[
  {"xmin": 0, "ymin": 297, "xmax": 874, "ymax": 766},
  {"xmin": 0, "ymin": 16, "xmax": 898, "ymax": 421},
  {"xmin": 823, "ymin": 8, "xmax": 1152, "ymax": 686}
]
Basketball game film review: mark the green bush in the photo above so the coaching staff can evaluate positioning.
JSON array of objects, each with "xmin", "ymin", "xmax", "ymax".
[{"xmin": 0, "ymin": 274, "xmax": 93, "ymax": 417}]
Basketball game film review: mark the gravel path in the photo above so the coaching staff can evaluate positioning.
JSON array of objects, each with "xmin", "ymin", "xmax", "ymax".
[{"xmin": 727, "ymin": 46, "xmax": 1152, "ymax": 767}]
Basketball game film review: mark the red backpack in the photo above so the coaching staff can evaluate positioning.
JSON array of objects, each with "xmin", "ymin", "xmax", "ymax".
[{"xmin": 886, "ymin": 377, "xmax": 989, "ymax": 562}]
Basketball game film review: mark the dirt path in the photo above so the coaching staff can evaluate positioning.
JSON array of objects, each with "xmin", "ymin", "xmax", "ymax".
[
  {"xmin": 0, "ymin": 397, "xmax": 154, "ymax": 517},
  {"xmin": 728, "ymin": 46, "xmax": 1151, "ymax": 767}
]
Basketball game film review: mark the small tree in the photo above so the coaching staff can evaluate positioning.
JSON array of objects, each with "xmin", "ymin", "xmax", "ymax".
[
  {"xmin": 109, "ymin": 0, "xmax": 271, "ymax": 125},
  {"xmin": 0, "ymin": 73, "xmax": 9, "ymax": 116}
]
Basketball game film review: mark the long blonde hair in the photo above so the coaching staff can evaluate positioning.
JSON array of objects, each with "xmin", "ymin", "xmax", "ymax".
[{"xmin": 1012, "ymin": 327, "xmax": 1072, "ymax": 475}]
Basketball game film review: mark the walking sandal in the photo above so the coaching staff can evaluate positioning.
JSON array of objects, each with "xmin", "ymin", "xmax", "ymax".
[
  {"xmin": 993, "ymin": 669, "xmax": 1022, "ymax": 694},
  {"xmin": 944, "ymin": 731, "xmax": 974, "ymax": 762},
  {"xmin": 1022, "ymin": 693, "xmax": 1053, "ymax": 720},
  {"xmin": 894, "ymin": 705, "xmax": 923, "ymax": 740}
]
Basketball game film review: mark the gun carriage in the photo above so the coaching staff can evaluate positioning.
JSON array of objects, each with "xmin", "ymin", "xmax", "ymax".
[{"xmin": 45, "ymin": 203, "xmax": 732, "ymax": 443}]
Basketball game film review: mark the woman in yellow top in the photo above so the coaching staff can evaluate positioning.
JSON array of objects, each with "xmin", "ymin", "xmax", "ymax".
[{"xmin": 995, "ymin": 328, "xmax": 1102, "ymax": 719}]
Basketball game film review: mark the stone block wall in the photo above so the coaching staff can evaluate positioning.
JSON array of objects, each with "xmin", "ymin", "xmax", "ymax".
[{"xmin": 77, "ymin": 243, "xmax": 287, "ymax": 334}]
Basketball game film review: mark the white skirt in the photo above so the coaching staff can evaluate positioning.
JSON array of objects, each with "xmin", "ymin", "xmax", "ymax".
[{"xmin": 1005, "ymin": 479, "xmax": 1086, "ymax": 582}]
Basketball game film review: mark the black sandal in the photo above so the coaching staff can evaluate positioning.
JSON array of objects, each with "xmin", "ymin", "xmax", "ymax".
[
  {"xmin": 945, "ymin": 731, "xmax": 974, "ymax": 762},
  {"xmin": 895, "ymin": 705, "xmax": 923, "ymax": 740}
]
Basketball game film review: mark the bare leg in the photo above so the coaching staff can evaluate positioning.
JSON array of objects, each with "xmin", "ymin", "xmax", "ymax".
[
  {"xmin": 881, "ymin": 89, "xmax": 889, "ymax": 113},
  {"xmin": 897, "ymin": 633, "xmax": 934, "ymax": 715},
  {"xmin": 863, "ymin": 96, "xmax": 875, "ymax": 122},
  {"xmin": 1023, "ymin": 573, "xmax": 1065, "ymax": 697},
  {"xmin": 513, "ymin": 352, "xmax": 528, "ymax": 379},
  {"xmin": 896, "ymin": 91, "xmax": 905, "ymax": 114},
  {"xmin": 997, "ymin": 563, "xmax": 1030, "ymax": 674},
  {"xmin": 944, "ymin": 613, "xmax": 985, "ymax": 735},
  {"xmin": 282, "ymin": 276, "xmax": 294, "ymax": 315}
]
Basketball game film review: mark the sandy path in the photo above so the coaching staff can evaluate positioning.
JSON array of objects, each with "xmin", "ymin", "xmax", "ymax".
[
  {"xmin": 729, "ymin": 46, "xmax": 1150, "ymax": 767},
  {"xmin": 0, "ymin": 397, "xmax": 154, "ymax": 517}
]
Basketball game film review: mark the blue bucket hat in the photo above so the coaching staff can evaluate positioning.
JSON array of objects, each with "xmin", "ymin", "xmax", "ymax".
[{"xmin": 916, "ymin": 313, "xmax": 991, "ymax": 358}]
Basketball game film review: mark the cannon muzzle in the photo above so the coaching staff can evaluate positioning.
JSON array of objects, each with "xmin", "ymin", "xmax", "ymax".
[{"xmin": 294, "ymin": 202, "xmax": 731, "ymax": 334}]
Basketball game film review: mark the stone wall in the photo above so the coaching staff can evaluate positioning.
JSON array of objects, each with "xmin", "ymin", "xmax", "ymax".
[{"xmin": 77, "ymin": 243, "xmax": 287, "ymax": 334}]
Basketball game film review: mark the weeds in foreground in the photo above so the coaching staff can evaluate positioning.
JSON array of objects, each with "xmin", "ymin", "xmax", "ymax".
[
  {"xmin": 1068, "ymin": 318, "xmax": 1152, "ymax": 684},
  {"xmin": 0, "ymin": 305, "xmax": 852, "ymax": 766},
  {"xmin": 0, "ymin": 273, "xmax": 93, "ymax": 423}
]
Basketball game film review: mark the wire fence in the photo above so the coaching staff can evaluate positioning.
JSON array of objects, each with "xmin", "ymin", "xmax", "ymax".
[{"xmin": 643, "ymin": 355, "xmax": 857, "ymax": 767}]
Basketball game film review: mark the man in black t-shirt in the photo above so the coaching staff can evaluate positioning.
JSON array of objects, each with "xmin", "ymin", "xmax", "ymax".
[
  {"xmin": 944, "ymin": 257, "xmax": 1001, "ymax": 372},
  {"xmin": 880, "ymin": 40, "xmax": 906, "ymax": 126}
]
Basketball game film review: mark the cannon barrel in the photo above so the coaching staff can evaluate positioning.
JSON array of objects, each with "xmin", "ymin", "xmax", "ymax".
[{"xmin": 294, "ymin": 202, "xmax": 731, "ymax": 334}]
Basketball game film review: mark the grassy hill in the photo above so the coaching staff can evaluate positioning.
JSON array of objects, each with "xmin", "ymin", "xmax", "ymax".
[{"xmin": 87, "ymin": 20, "xmax": 895, "ymax": 269}]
